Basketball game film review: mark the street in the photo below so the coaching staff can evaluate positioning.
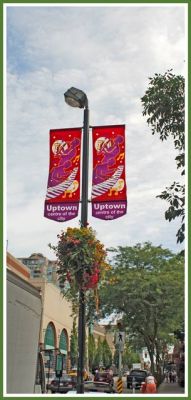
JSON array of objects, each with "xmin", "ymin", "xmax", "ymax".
[
  {"xmin": 113, "ymin": 376, "xmax": 185, "ymax": 395},
  {"xmin": 157, "ymin": 381, "xmax": 184, "ymax": 394},
  {"xmin": 113, "ymin": 376, "xmax": 141, "ymax": 395},
  {"xmin": 45, "ymin": 376, "xmax": 185, "ymax": 395}
]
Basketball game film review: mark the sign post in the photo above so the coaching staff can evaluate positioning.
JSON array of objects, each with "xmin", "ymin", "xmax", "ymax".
[
  {"xmin": 55, "ymin": 354, "xmax": 63, "ymax": 391},
  {"xmin": 115, "ymin": 332, "xmax": 125, "ymax": 348},
  {"xmin": 115, "ymin": 331, "xmax": 125, "ymax": 394},
  {"xmin": 56, "ymin": 354, "xmax": 63, "ymax": 376},
  {"xmin": 132, "ymin": 376, "xmax": 136, "ymax": 394}
]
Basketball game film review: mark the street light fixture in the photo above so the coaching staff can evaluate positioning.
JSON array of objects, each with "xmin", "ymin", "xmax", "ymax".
[
  {"xmin": 64, "ymin": 86, "xmax": 89, "ymax": 394},
  {"xmin": 64, "ymin": 87, "xmax": 88, "ymax": 109}
]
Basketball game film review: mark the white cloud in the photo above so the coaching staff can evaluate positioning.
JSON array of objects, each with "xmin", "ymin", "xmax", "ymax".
[{"xmin": 6, "ymin": 4, "xmax": 186, "ymax": 259}]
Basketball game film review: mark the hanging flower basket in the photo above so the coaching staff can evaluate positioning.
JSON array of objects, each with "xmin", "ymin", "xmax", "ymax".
[
  {"xmin": 82, "ymin": 268, "xmax": 100, "ymax": 290},
  {"xmin": 50, "ymin": 227, "xmax": 110, "ymax": 292}
]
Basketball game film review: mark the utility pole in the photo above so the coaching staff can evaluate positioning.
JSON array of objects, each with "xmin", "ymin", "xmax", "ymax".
[{"xmin": 64, "ymin": 87, "xmax": 89, "ymax": 394}]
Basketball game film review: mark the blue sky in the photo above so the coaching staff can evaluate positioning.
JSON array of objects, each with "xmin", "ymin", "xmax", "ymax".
[{"xmin": 5, "ymin": 4, "xmax": 187, "ymax": 259}]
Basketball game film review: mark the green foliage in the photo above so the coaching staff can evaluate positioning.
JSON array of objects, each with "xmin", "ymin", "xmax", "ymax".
[
  {"xmin": 141, "ymin": 70, "xmax": 185, "ymax": 243},
  {"xmin": 113, "ymin": 348, "xmax": 119, "ymax": 368},
  {"xmin": 102, "ymin": 338, "xmax": 112, "ymax": 368},
  {"xmin": 123, "ymin": 346, "xmax": 140, "ymax": 369},
  {"xmin": 49, "ymin": 226, "xmax": 110, "ymax": 320},
  {"xmin": 141, "ymin": 70, "xmax": 184, "ymax": 160},
  {"xmin": 88, "ymin": 334, "xmax": 96, "ymax": 370},
  {"xmin": 100, "ymin": 242, "xmax": 184, "ymax": 373},
  {"xmin": 158, "ymin": 182, "xmax": 185, "ymax": 243},
  {"xmin": 70, "ymin": 318, "xmax": 78, "ymax": 368},
  {"xmin": 50, "ymin": 226, "xmax": 109, "ymax": 289},
  {"xmin": 94, "ymin": 337, "xmax": 103, "ymax": 367},
  {"xmin": 114, "ymin": 345, "xmax": 140, "ymax": 370},
  {"xmin": 88, "ymin": 334, "xmax": 112, "ymax": 370}
]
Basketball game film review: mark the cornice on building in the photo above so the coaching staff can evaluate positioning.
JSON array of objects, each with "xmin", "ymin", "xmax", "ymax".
[{"xmin": 7, "ymin": 252, "xmax": 31, "ymax": 280}]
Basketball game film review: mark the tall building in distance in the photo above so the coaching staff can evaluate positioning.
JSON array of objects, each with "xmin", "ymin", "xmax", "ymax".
[{"xmin": 18, "ymin": 253, "xmax": 58, "ymax": 284}]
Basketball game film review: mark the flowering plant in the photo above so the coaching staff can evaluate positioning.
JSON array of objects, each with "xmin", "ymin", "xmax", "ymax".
[{"xmin": 50, "ymin": 227, "xmax": 110, "ymax": 292}]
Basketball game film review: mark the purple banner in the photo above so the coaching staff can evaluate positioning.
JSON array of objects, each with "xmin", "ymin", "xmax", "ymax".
[
  {"xmin": 44, "ymin": 201, "xmax": 79, "ymax": 222},
  {"xmin": 92, "ymin": 201, "xmax": 127, "ymax": 220},
  {"xmin": 44, "ymin": 128, "xmax": 81, "ymax": 222},
  {"xmin": 91, "ymin": 125, "xmax": 127, "ymax": 221}
]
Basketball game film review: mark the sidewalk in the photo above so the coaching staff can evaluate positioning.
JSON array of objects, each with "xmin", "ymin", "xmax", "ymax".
[{"xmin": 157, "ymin": 381, "xmax": 185, "ymax": 394}]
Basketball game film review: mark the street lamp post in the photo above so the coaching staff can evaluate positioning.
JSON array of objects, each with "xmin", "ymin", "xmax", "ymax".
[
  {"xmin": 64, "ymin": 87, "xmax": 89, "ymax": 394},
  {"xmin": 39, "ymin": 347, "xmax": 60, "ymax": 392}
]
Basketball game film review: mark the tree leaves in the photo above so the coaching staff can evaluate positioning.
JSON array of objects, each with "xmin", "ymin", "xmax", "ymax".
[
  {"xmin": 157, "ymin": 182, "xmax": 185, "ymax": 243},
  {"xmin": 141, "ymin": 70, "xmax": 185, "ymax": 243},
  {"xmin": 70, "ymin": 318, "xmax": 78, "ymax": 368},
  {"xmin": 88, "ymin": 334, "xmax": 96, "ymax": 370},
  {"xmin": 99, "ymin": 243, "xmax": 184, "ymax": 373}
]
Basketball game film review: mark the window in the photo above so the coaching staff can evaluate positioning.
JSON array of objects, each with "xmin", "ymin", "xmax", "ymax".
[
  {"xmin": 59, "ymin": 330, "xmax": 68, "ymax": 353},
  {"xmin": 44, "ymin": 324, "xmax": 55, "ymax": 348}
]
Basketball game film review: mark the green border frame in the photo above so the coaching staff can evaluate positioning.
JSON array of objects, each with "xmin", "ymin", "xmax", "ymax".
[
  {"xmin": 1, "ymin": 1, "xmax": 190, "ymax": 400},
  {"xmin": 0, "ymin": 0, "xmax": 3, "ymax": 394}
]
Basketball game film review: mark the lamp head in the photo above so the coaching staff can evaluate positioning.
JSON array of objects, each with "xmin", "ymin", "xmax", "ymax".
[{"xmin": 64, "ymin": 87, "xmax": 88, "ymax": 109}]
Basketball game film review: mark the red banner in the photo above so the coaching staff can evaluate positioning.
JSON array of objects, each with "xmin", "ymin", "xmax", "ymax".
[
  {"xmin": 44, "ymin": 128, "xmax": 81, "ymax": 222},
  {"xmin": 91, "ymin": 125, "xmax": 127, "ymax": 220}
]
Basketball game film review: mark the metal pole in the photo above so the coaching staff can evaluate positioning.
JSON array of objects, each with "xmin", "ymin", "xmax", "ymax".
[
  {"xmin": 77, "ymin": 105, "xmax": 89, "ymax": 394},
  {"xmin": 118, "ymin": 350, "xmax": 122, "ymax": 379},
  {"xmin": 81, "ymin": 106, "xmax": 89, "ymax": 225},
  {"xmin": 47, "ymin": 351, "xmax": 51, "ymax": 393},
  {"xmin": 132, "ymin": 376, "xmax": 136, "ymax": 394},
  {"xmin": 117, "ymin": 348, "xmax": 123, "ymax": 394}
]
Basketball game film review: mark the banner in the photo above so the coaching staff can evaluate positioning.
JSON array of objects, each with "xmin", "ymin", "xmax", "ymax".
[
  {"xmin": 44, "ymin": 128, "xmax": 81, "ymax": 222},
  {"xmin": 91, "ymin": 125, "xmax": 127, "ymax": 220}
]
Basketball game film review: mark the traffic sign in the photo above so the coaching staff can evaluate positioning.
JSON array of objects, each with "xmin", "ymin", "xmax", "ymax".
[{"xmin": 115, "ymin": 331, "xmax": 125, "ymax": 345}]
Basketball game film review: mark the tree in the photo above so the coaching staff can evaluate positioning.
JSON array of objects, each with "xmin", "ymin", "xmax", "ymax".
[
  {"xmin": 102, "ymin": 338, "xmax": 112, "ymax": 368},
  {"xmin": 70, "ymin": 318, "xmax": 78, "ymax": 368},
  {"xmin": 100, "ymin": 242, "xmax": 184, "ymax": 375},
  {"xmin": 88, "ymin": 333, "xmax": 96, "ymax": 371},
  {"xmin": 141, "ymin": 70, "xmax": 185, "ymax": 243},
  {"xmin": 113, "ymin": 348, "xmax": 119, "ymax": 369},
  {"xmin": 94, "ymin": 337, "xmax": 103, "ymax": 368},
  {"xmin": 122, "ymin": 345, "xmax": 140, "ymax": 370},
  {"xmin": 114, "ymin": 344, "xmax": 140, "ymax": 370}
]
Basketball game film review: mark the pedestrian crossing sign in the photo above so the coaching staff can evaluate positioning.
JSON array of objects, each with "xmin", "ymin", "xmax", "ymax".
[{"xmin": 115, "ymin": 331, "xmax": 125, "ymax": 345}]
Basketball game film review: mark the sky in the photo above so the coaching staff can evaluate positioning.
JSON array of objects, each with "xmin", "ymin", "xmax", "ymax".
[{"xmin": 5, "ymin": 3, "xmax": 187, "ymax": 260}]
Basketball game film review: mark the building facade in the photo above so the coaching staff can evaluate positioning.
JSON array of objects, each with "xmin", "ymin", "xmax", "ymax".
[
  {"xmin": 6, "ymin": 253, "xmax": 42, "ymax": 394},
  {"xmin": 18, "ymin": 253, "xmax": 58, "ymax": 283},
  {"xmin": 7, "ymin": 252, "xmax": 115, "ymax": 392},
  {"xmin": 30, "ymin": 277, "xmax": 74, "ymax": 376}
]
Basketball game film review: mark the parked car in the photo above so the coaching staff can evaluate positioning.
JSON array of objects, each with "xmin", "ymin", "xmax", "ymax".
[
  {"xmin": 45, "ymin": 372, "xmax": 55, "ymax": 385},
  {"xmin": 85, "ymin": 380, "xmax": 115, "ymax": 393},
  {"xmin": 68, "ymin": 374, "xmax": 77, "ymax": 388},
  {"xmin": 68, "ymin": 380, "xmax": 115, "ymax": 394},
  {"xmin": 69, "ymin": 368, "xmax": 89, "ymax": 381},
  {"xmin": 94, "ymin": 372, "xmax": 114, "ymax": 388},
  {"xmin": 127, "ymin": 369, "xmax": 149, "ymax": 389},
  {"xmin": 48, "ymin": 374, "xmax": 74, "ymax": 393},
  {"xmin": 46, "ymin": 373, "xmax": 56, "ymax": 391}
]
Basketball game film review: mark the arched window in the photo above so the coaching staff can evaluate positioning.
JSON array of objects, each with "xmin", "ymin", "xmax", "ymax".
[
  {"xmin": 59, "ymin": 330, "xmax": 68, "ymax": 355},
  {"xmin": 44, "ymin": 323, "xmax": 55, "ymax": 349}
]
